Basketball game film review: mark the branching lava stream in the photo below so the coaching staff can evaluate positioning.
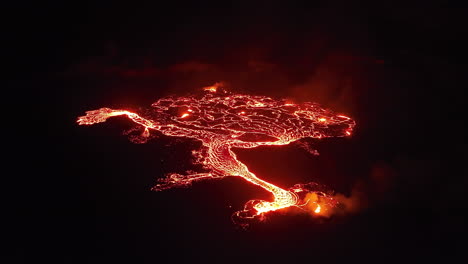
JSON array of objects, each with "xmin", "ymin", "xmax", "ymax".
[{"xmin": 77, "ymin": 85, "xmax": 355, "ymax": 222}]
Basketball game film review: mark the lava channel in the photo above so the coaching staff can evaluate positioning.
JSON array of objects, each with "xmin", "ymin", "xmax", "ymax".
[{"xmin": 77, "ymin": 85, "xmax": 355, "ymax": 221}]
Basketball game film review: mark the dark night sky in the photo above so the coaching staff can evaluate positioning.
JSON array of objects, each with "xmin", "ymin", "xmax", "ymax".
[{"xmin": 8, "ymin": 1, "xmax": 466, "ymax": 263}]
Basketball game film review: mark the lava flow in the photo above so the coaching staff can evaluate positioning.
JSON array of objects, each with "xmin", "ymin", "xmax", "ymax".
[{"xmin": 77, "ymin": 85, "xmax": 355, "ymax": 221}]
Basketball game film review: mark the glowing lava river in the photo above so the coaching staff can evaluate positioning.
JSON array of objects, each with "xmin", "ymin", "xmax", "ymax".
[{"xmin": 77, "ymin": 85, "xmax": 355, "ymax": 222}]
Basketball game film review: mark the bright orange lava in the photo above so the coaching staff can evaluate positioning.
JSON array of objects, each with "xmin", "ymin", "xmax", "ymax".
[
  {"xmin": 77, "ymin": 86, "xmax": 355, "ymax": 221},
  {"xmin": 315, "ymin": 204, "xmax": 321, "ymax": 213},
  {"xmin": 202, "ymin": 82, "xmax": 223, "ymax": 93}
]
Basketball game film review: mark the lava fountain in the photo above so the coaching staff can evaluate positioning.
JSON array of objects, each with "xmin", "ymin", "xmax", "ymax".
[{"xmin": 77, "ymin": 85, "xmax": 355, "ymax": 222}]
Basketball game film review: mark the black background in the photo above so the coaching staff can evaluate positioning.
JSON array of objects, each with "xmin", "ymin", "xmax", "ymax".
[{"xmin": 8, "ymin": 1, "xmax": 466, "ymax": 263}]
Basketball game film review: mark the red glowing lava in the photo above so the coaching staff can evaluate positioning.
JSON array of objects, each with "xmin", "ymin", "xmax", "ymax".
[{"xmin": 77, "ymin": 86, "xmax": 355, "ymax": 221}]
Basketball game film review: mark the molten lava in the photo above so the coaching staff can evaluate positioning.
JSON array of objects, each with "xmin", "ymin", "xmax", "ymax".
[
  {"xmin": 315, "ymin": 204, "xmax": 321, "ymax": 214},
  {"xmin": 77, "ymin": 86, "xmax": 355, "ymax": 221}
]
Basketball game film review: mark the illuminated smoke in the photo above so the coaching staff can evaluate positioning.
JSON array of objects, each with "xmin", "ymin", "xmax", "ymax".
[{"xmin": 77, "ymin": 85, "xmax": 355, "ymax": 223}]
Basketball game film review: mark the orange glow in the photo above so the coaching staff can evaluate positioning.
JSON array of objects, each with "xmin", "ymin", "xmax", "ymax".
[
  {"xmin": 77, "ymin": 87, "xmax": 355, "ymax": 221},
  {"xmin": 337, "ymin": 115, "xmax": 351, "ymax": 119},
  {"xmin": 203, "ymin": 82, "xmax": 223, "ymax": 92},
  {"xmin": 315, "ymin": 204, "xmax": 321, "ymax": 213},
  {"xmin": 204, "ymin": 86, "xmax": 217, "ymax": 92}
]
